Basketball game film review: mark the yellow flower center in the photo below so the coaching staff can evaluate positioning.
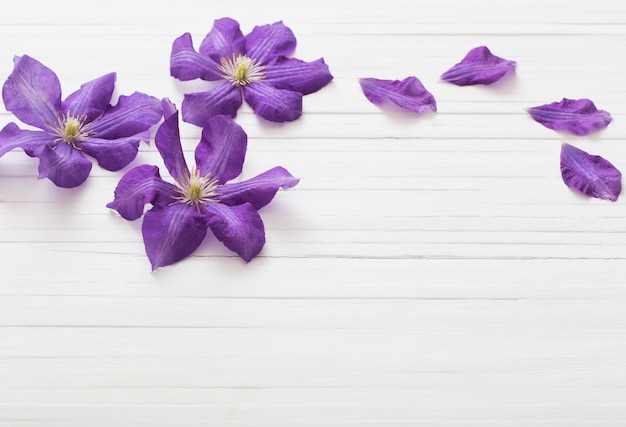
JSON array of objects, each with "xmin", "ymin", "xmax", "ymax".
[
  {"xmin": 219, "ymin": 54, "xmax": 265, "ymax": 86},
  {"xmin": 174, "ymin": 167, "xmax": 221, "ymax": 208},
  {"xmin": 49, "ymin": 112, "xmax": 95, "ymax": 146}
]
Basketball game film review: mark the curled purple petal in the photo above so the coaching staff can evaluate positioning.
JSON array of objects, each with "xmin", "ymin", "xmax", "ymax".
[
  {"xmin": 359, "ymin": 76, "xmax": 437, "ymax": 113},
  {"xmin": 203, "ymin": 202, "xmax": 265, "ymax": 262},
  {"xmin": 155, "ymin": 99, "xmax": 188, "ymax": 180},
  {"xmin": 63, "ymin": 72, "xmax": 116, "ymax": 122},
  {"xmin": 89, "ymin": 92, "xmax": 162, "ymax": 139},
  {"xmin": 2, "ymin": 55, "xmax": 62, "ymax": 129},
  {"xmin": 161, "ymin": 96, "xmax": 177, "ymax": 118},
  {"xmin": 527, "ymin": 98, "xmax": 612, "ymax": 136},
  {"xmin": 440, "ymin": 46, "xmax": 516, "ymax": 86},
  {"xmin": 198, "ymin": 17, "xmax": 246, "ymax": 62},
  {"xmin": 263, "ymin": 57, "xmax": 333, "ymax": 95},
  {"xmin": 170, "ymin": 33, "xmax": 222, "ymax": 81},
  {"xmin": 195, "ymin": 115, "xmax": 247, "ymax": 183},
  {"xmin": 142, "ymin": 204, "xmax": 208, "ymax": 271},
  {"xmin": 243, "ymin": 82, "xmax": 302, "ymax": 122},
  {"xmin": 220, "ymin": 166, "xmax": 299, "ymax": 209},
  {"xmin": 37, "ymin": 142, "xmax": 92, "ymax": 188},
  {"xmin": 79, "ymin": 132, "xmax": 147, "ymax": 171},
  {"xmin": 0, "ymin": 123, "xmax": 53, "ymax": 158},
  {"xmin": 560, "ymin": 142, "xmax": 621, "ymax": 202},
  {"xmin": 107, "ymin": 164, "xmax": 178, "ymax": 220},
  {"xmin": 244, "ymin": 21, "xmax": 296, "ymax": 64},
  {"xmin": 181, "ymin": 83, "xmax": 243, "ymax": 127}
]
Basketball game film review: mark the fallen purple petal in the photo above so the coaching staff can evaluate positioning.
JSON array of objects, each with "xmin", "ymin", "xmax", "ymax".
[
  {"xmin": 560, "ymin": 142, "xmax": 621, "ymax": 201},
  {"xmin": 359, "ymin": 77, "xmax": 437, "ymax": 114},
  {"xmin": 440, "ymin": 46, "xmax": 516, "ymax": 86},
  {"xmin": 527, "ymin": 98, "xmax": 612, "ymax": 136}
]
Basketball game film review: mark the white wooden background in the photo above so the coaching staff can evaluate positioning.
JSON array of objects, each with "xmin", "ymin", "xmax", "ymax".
[{"xmin": 1, "ymin": 0, "xmax": 626, "ymax": 425}]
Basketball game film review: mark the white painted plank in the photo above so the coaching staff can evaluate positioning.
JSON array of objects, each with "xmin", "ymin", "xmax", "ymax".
[{"xmin": 2, "ymin": 0, "xmax": 626, "ymax": 426}]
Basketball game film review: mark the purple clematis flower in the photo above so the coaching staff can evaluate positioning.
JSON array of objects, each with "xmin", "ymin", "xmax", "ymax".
[
  {"xmin": 560, "ymin": 142, "xmax": 621, "ymax": 202},
  {"xmin": 107, "ymin": 99, "xmax": 299, "ymax": 271},
  {"xmin": 440, "ymin": 46, "xmax": 516, "ymax": 86},
  {"xmin": 170, "ymin": 17, "xmax": 333, "ymax": 126},
  {"xmin": 527, "ymin": 98, "xmax": 612, "ymax": 136},
  {"xmin": 0, "ymin": 55, "xmax": 162, "ymax": 188},
  {"xmin": 359, "ymin": 76, "xmax": 437, "ymax": 114}
]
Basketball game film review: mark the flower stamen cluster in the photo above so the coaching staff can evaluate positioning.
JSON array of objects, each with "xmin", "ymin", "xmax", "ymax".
[
  {"xmin": 219, "ymin": 54, "xmax": 265, "ymax": 86},
  {"xmin": 173, "ymin": 167, "xmax": 221, "ymax": 208},
  {"xmin": 49, "ymin": 112, "xmax": 95, "ymax": 147}
]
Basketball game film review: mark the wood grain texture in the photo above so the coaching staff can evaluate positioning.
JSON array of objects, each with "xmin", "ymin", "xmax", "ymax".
[{"xmin": 1, "ymin": 0, "xmax": 626, "ymax": 425}]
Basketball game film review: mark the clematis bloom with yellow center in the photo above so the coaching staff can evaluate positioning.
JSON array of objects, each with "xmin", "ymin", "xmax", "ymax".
[
  {"xmin": 170, "ymin": 17, "xmax": 333, "ymax": 125},
  {"xmin": 107, "ymin": 99, "xmax": 299, "ymax": 271},
  {"xmin": 0, "ymin": 55, "xmax": 162, "ymax": 188}
]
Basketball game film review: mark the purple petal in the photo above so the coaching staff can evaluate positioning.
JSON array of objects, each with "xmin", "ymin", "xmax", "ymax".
[
  {"xmin": 155, "ymin": 99, "xmax": 188, "ymax": 180},
  {"xmin": 181, "ymin": 82, "xmax": 242, "ymax": 127},
  {"xmin": 198, "ymin": 17, "xmax": 246, "ymax": 61},
  {"xmin": 263, "ymin": 57, "xmax": 333, "ymax": 95},
  {"xmin": 245, "ymin": 21, "xmax": 296, "ymax": 64},
  {"xmin": 170, "ymin": 33, "xmax": 222, "ymax": 81},
  {"xmin": 0, "ymin": 123, "xmax": 53, "ymax": 158},
  {"xmin": 440, "ymin": 46, "xmax": 517, "ymax": 86},
  {"xmin": 359, "ymin": 76, "xmax": 437, "ymax": 114},
  {"xmin": 37, "ymin": 142, "xmax": 92, "ymax": 188},
  {"xmin": 2, "ymin": 55, "xmax": 62, "ymax": 129},
  {"xmin": 142, "ymin": 204, "xmax": 208, "ymax": 271},
  {"xmin": 161, "ymin": 97, "xmax": 177, "ymax": 118},
  {"xmin": 62, "ymin": 72, "xmax": 115, "ymax": 122},
  {"xmin": 195, "ymin": 115, "xmax": 247, "ymax": 183},
  {"xmin": 203, "ymin": 202, "xmax": 265, "ymax": 262},
  {"xmin": 560, "ymin": 143, "xmax": 622, "ymax": 202},
  {"xmin": 78, "ymin": 132, "xmax": 147, "ymax": 171},
  {"xmin": 243, "ymin": 82, "xmax": 302, "ymax": 122},
  {"xmin": 220, "ymin": 166, "xmax": 299, "ymax": 209},
  {"xmin": 527, "ymin": 98, "xmax": 612, "ymax": 136},
  {"xmin": 107, "ymin": 164, "xmax": 178, "ymax": 220},
  {"xmin": 89, "ymin": 92, "xmax": 162, "ymax": 139}
]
